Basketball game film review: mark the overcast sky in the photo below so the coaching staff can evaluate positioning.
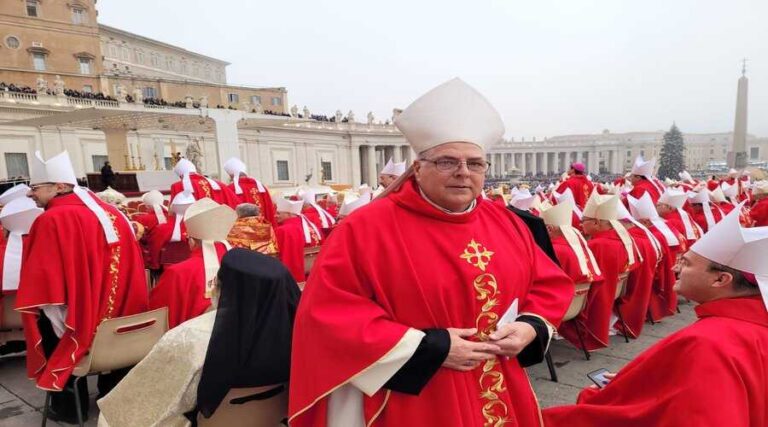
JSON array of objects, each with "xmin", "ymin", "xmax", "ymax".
[{"xmin": 99, "ymin": 0, "xmax": 767, "ymax": 139}]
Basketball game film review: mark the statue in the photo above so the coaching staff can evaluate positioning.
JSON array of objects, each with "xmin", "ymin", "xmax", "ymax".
[
  {"xmin": 367, "ymin": 111, "xmax": 375, "ymax": 126},
  {"xmin": 36, "ymin": 75, "xmax": 48, "ymax": 93},
  {"xmin": 185, "ymin": 95, "xmax": 194, "ymax": 109},
  {"xmin": 185, "ymin": 139, "xmax": 204, "ymax": 172},
  {"xmin": 254, "ymin": 103, "xmax": 263, "ymax": 114},
  {"xmin": 199, "ymin": 95, "xmax": 209, "ymax": 108},
  {"xmin": 116, "ymin": 84, "xmax": 127, "ymax": 102},
  {"xmin": 53, "ymin": 75, "xmax": 65, "ymax": 96},
  {"xmin": 347, "ymin": 110, "xmax": 355, "ymax": 123},
  {"xmin": 304, "ymin": 168, "xmax": 313, "ymax": 184},
  {"xmin": 392, "ymin": 108, "xmax": 402, "ymax": 125},
  {"xmin": 303, "ymin": 106, "xmax": 310, "ymax": 119},
  {"xmin": 132, "ymin": 86, "xmax": 143, "ymax": 103},
  {"xmin": 334, "ymin": 110, "xmax": 343, "ymax": 123},
  {"xmin": 290, "ymin": 105, "xmax": 299, "ymax": 118}
]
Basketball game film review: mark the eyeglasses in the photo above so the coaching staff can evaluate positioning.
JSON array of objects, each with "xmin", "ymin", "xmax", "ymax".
[
  {"xmin": 29, "ymin": 183, "xmax": 55, "ymax": 191},
  {"xmin": 419, "ymin": 157, "xmax": 490, "ymax": 174}
]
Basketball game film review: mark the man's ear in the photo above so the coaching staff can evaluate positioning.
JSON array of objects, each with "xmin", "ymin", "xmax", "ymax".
[{"xmin": 710, "ymin": 271, "xmax": 735, "ymax": 290}]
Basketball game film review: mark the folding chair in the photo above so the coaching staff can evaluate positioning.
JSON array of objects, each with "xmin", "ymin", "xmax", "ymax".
[
  {"xmin": 545, "ymin": 281, "xmax": 592, "ymax": 382},
  {"xmin": 613, "ymin": 272, "xmax": 631, "ymax": 343},
  {"xmin": 197, "ymin": 384, "xmax": 288, "ymax": 427},
  {"xmin": 41, "ymin": 308, "xmax": 169, "ymax": 427},
  {"xmin": 0, "ymin": 294, "xmax": 24, "ymax": 345}
]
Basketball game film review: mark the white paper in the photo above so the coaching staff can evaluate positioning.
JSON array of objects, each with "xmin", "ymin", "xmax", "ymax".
[{"xmin": 497, "ymin": 298, "xmax": 519, "ymax": 327}]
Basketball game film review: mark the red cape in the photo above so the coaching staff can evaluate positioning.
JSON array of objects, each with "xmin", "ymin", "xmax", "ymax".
[
  {"xmin": 615, "ymin": 227, "xmax": 658, "ymax": 338},
  {"xmin": 646, "ymin": 223, "xmax": 685, "ymax": 321},
  {"xmin": 628, "ymin": 179, "xmax": 661, "ymax": 205},
  {"xmin": 170, "ymin": 173, "xmax": 239, "ymax": 209},
  {"xmin": 543, "ymin": 296, "xmax": 768, "ymax": 427},
  {"xmin": 148, "ymin": 243, "xmax": 227, "ymax": 329},
  {"xmin": 556, "ymin": 175, "xmax": 594, "ymax": 209},
  {"xmin": 228, "ymin": 176, "xmax": 277, "ymax": 227},
  {"xmin": 289, "ymin": 178, "xmax": 574, "ymax": 427},
  {"xmin": 559, "ymin": 228, "xmax": 632, "ymax": 351},
  {"xmin": 275, "ymin": 217, "xmax": 310, "ymax": 283},
  {"xmin": 15, "ymin": 193, "xmax": 148, "ymax": 390},
  {"xmin": 144, "ymin": 215, "xmax": 187, "ymax": 270},
  {"xmin": 751, "ymin": 198, "xmax": 768, "ymax": 227}
]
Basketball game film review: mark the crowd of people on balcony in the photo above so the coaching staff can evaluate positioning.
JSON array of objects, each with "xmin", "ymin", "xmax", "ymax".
[{"xmin": 0, "ymin": 82, "xmax": 37, "ymax": 94}]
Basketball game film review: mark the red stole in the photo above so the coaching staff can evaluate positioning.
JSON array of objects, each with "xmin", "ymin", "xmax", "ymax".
[
  {"xmin": 148, "ymin": 243, "xmax": 226, "ymax": 329},
  {"xmin": 543, "ymin": 296, "xmax": 768, "ymax": 427},
  {"xmin": 559, "ymin": 228, "xmax": 631, "ymax": 351},
  {"xmin": 614, "ymin": 228, "xmax": 658, "ymax": 338},
  {"xmin": 170, "ymin": 173, "xmax": 239, "ymax": 209},
  {"xmin": 15, "ymin": 193, "xmax": 148, "ymax": 390},
  {"xmin": 144, "ymin": 215, "xmax": 187, "ymax": 270},
  {"xmin": 289, "ymin": 178, "xmax": 574, "ymax": 427},
  {"xmin": 556, "ymin": 175, "xmax": 594, "ymax": 209},
  {"xmin": 228, "ymin": 177, "xmax": 277, "ymax": 227}
]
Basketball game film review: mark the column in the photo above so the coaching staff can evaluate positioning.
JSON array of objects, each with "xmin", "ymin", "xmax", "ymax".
[
  {"xmin": 500, "ymin": 153, "xmax": 507, "ymax": 176},
  {"xmin": 366, "ymin": 144, "xmax": 377, "ymax": 186},
  {"xmin": 588, "ymin": 151, "xmax": 597, "ymax": 174},
  {"xmin": 351, "ymin": 144, "xmax": 362, "ymax": 186},
  {"xmin": 521, "ymin": 152, "xmax": 527, "ymax": 175},
  {"xmin": 206, "ymin": 108, "xmax": 245, "ymax": 179},
  {"xmin": 531, "ymin": 153, "xmax": 538, "ymax": 176},
  {"xmin": 103, "ymin": 128, "xmax": 130, "ymax": 171},
  {"xmin": 393, "ymin": 145, "xmax": 403, "ymax": 163}
]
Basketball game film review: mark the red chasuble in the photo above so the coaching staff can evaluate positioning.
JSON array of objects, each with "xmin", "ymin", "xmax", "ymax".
[
  {"xmin": 132, "ymin": 210, "xmax": 167, "ymax": 236},
  {"xmin": 627, "ymin": 179, "xmax": 661, "ymax": 205},
  {"xmin": 144, "ymin": 216, "xmax": 187, "ymax": 270},
  {"xmin": 228, "ymin": 176, "xmax": 277, "ymax": 227},
  {"xmin": 550, "ymin": 236, "xmax": 602, "ymax": 284},
  {"xmin": 614, "ymin": 227, "xmax": 658, "ymax": 338},
  {"xmin": 148, "ymin": 243, "xmax": 227, "ymax": 329},
  {"xmin": 556, "ymin": 175, "xmax": 594, "ymax": 209},
  {"xmin": 289, "ymin": 179, "xmax": 574, "ymax": 427},
  {"xmin": 559, "ymin": 228, "xmax": 632, "ymax": 351},
  {"xmin": 170, "ymin": 173, "xmax": 239, "ymax": 209},
  {"xmin": 15, "ymin": 193, "xmax": 148, "ymax": 390},
  {"xmin": 690, "ymin": 204, "xmax": 724, "ymax": 233},
  {"xmin": 275, "ymin": 217, "xmax": 311, "ymax": 283},
  {"xmin": 0, "ymin": 240, "xmax": 8, "ymax": 325},
  {"xmin": 646, "ymin": 224, "xmax": 685, "ymax": 321},
  {"xmin": 752, "ymin": 198, "xmax": 768, "ymax": 227},
  {"xmin": 543, "ymin": 296, "xmax": 768, "ymax": 427}
]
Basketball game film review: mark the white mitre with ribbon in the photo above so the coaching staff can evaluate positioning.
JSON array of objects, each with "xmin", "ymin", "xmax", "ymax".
[
  {"xmin": 0, "ymin": 197, "xmax": 43, "ymax": 291},
  {"xmin": 691, "ymin": 206, "xmax": 768, "ymax": 310},
  {"xmin": 338, "ymin": 193, "xmax": 371, "ymax": 217},
  {"xmin": 298, "ymin": 188, "xmax": 335, "ymax": 228},
  {"xmin": 142, "ymin": 190, "xmax": 167, "ymax": 225},
  {"xmin": 29, "ymin": 150, "xmax": 120, "ymax": 244},
  {"xmin": 169, "ymin": 191, "xmax": 195, "ymax": 242},
  {"xmin": 628, "ymin": 193, "xmax": 680, "ymax": 247},
  {"xmin": 0, "ymin": 185, "xmax": 31, "ymax": 206},
  {"xmin": 541, "ymin": 201, "xmax": 600, "ymax": 278},
  {"xmin": 275, "ymin": 197, "xmax": 319, "ymax": 244},
  {"xmin": 184, "ymin": 198, "xmax": 236, "ymax": 298},
  {"xmin": 173, "ymin": 158, "xmax": 220, "ymax": 194},
  {"xmin": 583, "ymin": 193, "xmax": 637, "ymax": 265}
]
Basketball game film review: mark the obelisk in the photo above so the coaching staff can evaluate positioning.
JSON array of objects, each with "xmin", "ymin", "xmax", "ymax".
[{"xmin": 728, "ymin": 60, "xmax": 749, "ymax": 169}]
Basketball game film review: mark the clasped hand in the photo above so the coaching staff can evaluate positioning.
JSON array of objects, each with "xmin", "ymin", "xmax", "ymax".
[{"xmin": 442, "ymin": 322, "xmax": 537, "ymax": 371}]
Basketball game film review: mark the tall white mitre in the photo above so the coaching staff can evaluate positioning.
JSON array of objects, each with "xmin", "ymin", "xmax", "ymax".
[
  {"xmin": 583, "ymin": 193, "xmax": 637, "ymax": 265},
  {"xmin": 510, "ymin": 189, "xmax": 535, "ymax": 211},
  {"xmin": 628, "ymin": 193, "xmax": 680, "ymax": 246},
  {"xmin": 274, "ymin": 197, "xmax": 303, "ymax": 215},
  {"xmin": 0, "ymin": 197, "xmax": 43, "ymax": 292},
  {"xmin": 380, "ymin": 158, "xmax": 407, "ymax": 177},
  {"xmin": 691, "ymin": 206, "xmax": 768, "ymax": 310},
  {"xmin": 689, "ymin": 189, "xmax": 719, "ymax": 230},
  {"xmin": 679, "ymin": 170, "xmax": 694, "ymax": 183},
  {"xmin": 541, "ymin": 201, "xmax": 600, "ymax": 278},
  {"xmin": 29, "ymin": 151, "xmax": 119, "ymax": 243},
  {"xmin": 338, "ymin": 193, "xmax": 371, "ymax": 217},
  {"xmin": 0, "ymin": 184, "xmax": 31, "ymax": 206},
  {"xmin": 659, "ymin": 188, "xmax": 702, "ymax": 240},
  {"xmin": 184, "ymin": 198, "xmax": 236, "ymax": 298},
  {"xmin": 174, "ymin": 158, "xmax": 220, "ymax": 193},
  {"xmin": 394, "ymin": 78, "xmax": 505, "ymax": 154},
  {"xmin": 630, "ymin": 155, "xmax": 656, "ymax": 179}
]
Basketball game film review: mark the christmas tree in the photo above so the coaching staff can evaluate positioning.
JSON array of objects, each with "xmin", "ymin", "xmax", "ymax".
[{"xmin": 658, "ymin": 123, "xmax": 685, "ymax": 179}]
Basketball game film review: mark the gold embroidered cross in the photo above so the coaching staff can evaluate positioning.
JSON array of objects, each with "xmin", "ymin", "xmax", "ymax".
[{"xmin": 460, "ymin": 239, "xmax": 494, "ymax": 272}]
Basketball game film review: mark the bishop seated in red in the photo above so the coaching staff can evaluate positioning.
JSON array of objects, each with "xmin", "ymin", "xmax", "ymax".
[{"xmin": 170, "ymin": 158, "xmax": 239, "ymax": 209}]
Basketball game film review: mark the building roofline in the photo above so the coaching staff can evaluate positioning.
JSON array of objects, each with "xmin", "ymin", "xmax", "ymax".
[{"xmin": 98, "ymin": 24, "xmax": 231, "ymax": 66}]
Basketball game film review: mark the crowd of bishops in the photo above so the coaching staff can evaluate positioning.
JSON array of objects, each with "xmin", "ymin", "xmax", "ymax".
[{"xmin": 0, "ymin": 77, "xmax": 767, "ymax": 426}]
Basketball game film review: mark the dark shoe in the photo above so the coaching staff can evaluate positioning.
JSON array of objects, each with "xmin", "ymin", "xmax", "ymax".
[
  {"xmin": 45, "ymin": 406, "xmax": 88, "ymax": 424},
  {"xmin": 0, "ymin": 340, "xmax": 26, "ymax": 356}
]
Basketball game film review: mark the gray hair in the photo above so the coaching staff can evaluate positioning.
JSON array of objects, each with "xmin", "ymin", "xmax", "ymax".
[{"xmin": 235, "ymin": 203, "xmax": 260, "ymax": 218}]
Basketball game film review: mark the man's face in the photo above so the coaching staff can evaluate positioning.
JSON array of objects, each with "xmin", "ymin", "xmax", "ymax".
[
  {"xmin": 378, "ymin": 174, "xmax": 396, "ymax": 189},
  {"xmin": 675, "ymin": 251, "xmax": 720, "ymax": 303},
  {"xmin": 629, "ymin": 175, "xmax": 642, "ymax": 185},
  {"xmin": 413, "ymin": 142, "xmax": 486, "ymax": 212},
  {"xmin": 656, "ymin": 202, "xmax": 673, "ymax": 216},
  {"xmin": 28, "ymin": 183, "xmax": 60, "ymax": 208},
  {"xmin": 581, "ymin": 217, "xmax": 599, "ymax": 236},
  {"xmin": 567, "ymin": 168, "xmax": 575, "ymax": 176},
  {"xmin": 276, "ymin": 211, "xmax": 293, "ymax": 224}
]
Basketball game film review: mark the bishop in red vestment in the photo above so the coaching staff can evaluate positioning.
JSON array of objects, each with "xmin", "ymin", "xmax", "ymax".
[
  {"xmin": 223, "ymin": 157, "xmax": 277, "ymax": 226},
  {"xmin": 554, "ymin": 163, "xmax": 593, "ymax": 209},
  {"xmin": 170, "ymin": 158, "xmax": 238, "ymax": 209},
  {"xmin": 290, "ymin": 79, "xmax": 573, "ymax": 427},
  {"xmin": 752, "ymin": 194, "xmax": 768, "ymax": 227},
  {"xmin": 615, "ymin": 224, "xmax": 658, "ymax": 338}
]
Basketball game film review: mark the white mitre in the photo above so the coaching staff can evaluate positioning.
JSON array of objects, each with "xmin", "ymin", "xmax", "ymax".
[
  {"xmin": 0, "ymin": 197, "xmax": 43, "ymax": 292},
  {"xmin": 583, "ymin": 193, "xmax": 637, "ymax": 264},
  {"xmin": 691, "ymin": 206, "xmax": 768, "ymax": 310},
  {"xmin": 394, "ymin": 78, "xmax": 504, "ymax": 154},
  {"xmin": 0, "ymin": 185, "xmax": 31, "ymax": 206},
  {"xmin": 184, "ymin": 198, "xmax": 236, "ymax": 297},
  {"xmin": 338, "ymin": 193, "xmax": 371, "ymax": 217},
  {"xmin": 541, "ymin": 201, "xmax": 601, "ymax": 278},
  {"xmin": 628, "ymin": 193, "xmax": 680, "ymax": 246}
]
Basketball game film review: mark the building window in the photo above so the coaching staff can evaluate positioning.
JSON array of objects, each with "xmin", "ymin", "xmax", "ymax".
[
  {"xmin": 151, "ymin": 53, "xmax": 159, "ymax": 67},
  {"xmin": 135, "ymin": 50, "xmax": 144, "ymax": 64},
  {"xmin": 83, "ymin": 85, "xmax": 93, "ymax": 93},
  {"xmin": 250, "ymin": 95, "xmax": 261, "ymax": 105},
  {"xmin": 710, "ymin": 149, "xmax": 714, "ymax": 155},
  {"xmin": 626, "ymin": 150, "xmax": 631, "ymax": 157},
  {"xmin": 180, "ymin": 61, "xmax": 188, "ymax": 74},
  {"xmin": 5, "ymin": 153, "xmax": 29, "ymax": 178},
  {"xmin": 228, "ymin": 93, "xmax": 239, "ymax": 104},
  {"xmin": 78, "ymin": 57, "xmax": 91, "ymax": 74},
  {"xmin": 203, "ymin": 67, "xmax": 211, "ymax": 78},
  {"xmin": 32, "ymin": 52, "xmax": 46, "ymax": 71},
  {"xmin": 121, "ymin": 47, "xmax": 130, "ymax": 61},
  {"xmin": 321, "ymin": 161, "xmax": 333, "ymax": 181},
  {"xmin": 750, "ymin": 147, "xmax": 759, "ymax": 159},
  {"xmin": 271, "ymin": 97, "xmax": 282, "ymax": 106},
  {"xmin": 166, "ymin": 57, "xmax": 175, "ymax": 71},
  {"xmin": 142, "ymin": 87, "xmax": 156, "ymax": 99},
  {"xmin": 109, "ymin": 45, "xmax": 118, "ymax": 57},
  {"xmin": 91, "ymin": 155, "xmax": 109, "ymax": 172},
  {"xmin": 71, "ymin": 7, "xmax": 86, "ymax": 24},
  {"xmin": 5, "ymin": 36, "xmax": 20, "ymax": 49},
  {"xmin": 276, "ymin": 160, "xmax": 290, "ymax": 181},
  {"xmin": 26, "ymin": 0, "xmax": 39, "ymax": 17}
]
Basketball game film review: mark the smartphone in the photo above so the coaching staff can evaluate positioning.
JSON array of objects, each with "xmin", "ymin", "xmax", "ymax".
[{"xmin": 587, "ymin": 368, "xmax": 611, "ymax": 388}]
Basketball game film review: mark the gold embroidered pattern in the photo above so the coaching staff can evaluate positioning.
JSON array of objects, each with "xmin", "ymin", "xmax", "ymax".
[
  {"xmin": 104, "ymin": 213, "xmax": 122, "ymax": 319},
  {"xmin": 460, "ymin": 239, "xmax": 494, "ymax": 271},
  {"xmin": 462, "ymin": 240, "xmax": 510, "ymax": 426},
  {"xmin": 199, "ymin": 179, "xmax": 212, "ymax": 199}
]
